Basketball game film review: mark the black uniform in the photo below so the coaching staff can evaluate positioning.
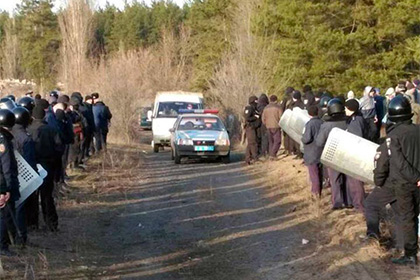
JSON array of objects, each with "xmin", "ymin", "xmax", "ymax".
[
  {"xmin": 0, "ymin": 128, "xmax": 20, "ymax": 250},
  {"xmin": 257, "ymin": 95, "xmax": 269, "ymax": 157},
  {"xmin": 244, "ymin": 98, "xmax": 260, "ymax": 164},
  {"xmin": 366, "ymin": 121, "xmax": 420, "ymax": 257},
  {"xmin": 81, "ymin": 102, "xmax": 96, "ymax": 158},
  {"xmin": 11, "ymin": 124, "xmax": 36, "ymax": 242},
  {"xmin": 28, "ymin": 119, "xmax": 62, "ymax": 231}
]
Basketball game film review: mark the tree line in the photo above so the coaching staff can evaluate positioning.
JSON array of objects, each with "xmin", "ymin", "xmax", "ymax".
[{"xmin": 0, "ymin": 0, "xmax": 419, "ymax": 96}]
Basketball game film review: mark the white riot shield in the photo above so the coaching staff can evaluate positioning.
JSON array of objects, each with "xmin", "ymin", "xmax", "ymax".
[
  {"xmin": 320, "ymin": 128, "xmax": 379, "ymax": 185},
  {"xmin": 279, "ymin": 108, "xmax": 310, "ymax": 151},
  {"xmin": 37, "ymin": 164, "xmax": 48, "ymax": 179},
  {"xmin": 15, "ymin": 151, "xmax": 44, "ymax": 207}
]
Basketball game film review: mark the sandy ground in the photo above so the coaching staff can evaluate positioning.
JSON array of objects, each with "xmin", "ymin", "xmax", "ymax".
[{"xmin": 1, "ymin": 130, "xmax": 420, "ymax": 279}]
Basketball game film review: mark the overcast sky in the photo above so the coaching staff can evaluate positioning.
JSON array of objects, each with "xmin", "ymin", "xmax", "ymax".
[{"xmin": 0, "ymin": 0, "xmax": 187, "ymax": 13}]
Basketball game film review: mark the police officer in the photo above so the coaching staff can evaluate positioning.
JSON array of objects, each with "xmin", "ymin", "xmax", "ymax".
[
  {"xmin": 28, "ymin": 106, "xmax": 62, "ymax": 231},
  {"xmin": 316, "ymin": 99, "xmax": 349, "ymax": 209},
  {"xmin": 318, "ymin": 96, "xmax": 331, "ymax": 119},
  {"xmin": 17, "ymin": 97, "xmax": 35, "ymax": 114},
  {"xmin": 365, "ymin": 95, "xmax": 420, "ymax": 265},
  {"xmin": 11, "ymin": 107, "xmax": 36, "ymax": 245},
  {"xmin": 0, "ymin": 109, "xmax": 20, "ymax": 256},
  {"xmin": 244, "ymin": 95, "xmax": 260, "ymax": 165}
]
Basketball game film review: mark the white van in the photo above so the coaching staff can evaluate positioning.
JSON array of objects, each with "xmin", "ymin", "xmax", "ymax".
[{"xmin": 151, "ymin": 91, "xmax": 203, "ymax": 152}]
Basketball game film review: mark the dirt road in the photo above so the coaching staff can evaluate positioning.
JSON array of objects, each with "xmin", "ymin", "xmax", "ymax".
[
  {"xmin": 68, "ymin": 132, "xmax": 319, "ymax": 279},
  {"xmin": 3, "ymin": 131, "xmax": 416, "ymax": 279}
]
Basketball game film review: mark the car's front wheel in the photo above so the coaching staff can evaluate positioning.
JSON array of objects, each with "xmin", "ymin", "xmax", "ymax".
[{"xmin": 221, "ymin": 153, "xmax": 230, "ymax": 164}]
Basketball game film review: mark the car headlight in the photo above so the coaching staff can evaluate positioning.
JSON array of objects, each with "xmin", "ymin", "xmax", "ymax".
[
  {"xmin": 215, "ymin": 139, "xmax": 230, "ymax": 146},
  {"xmin": 177, "ymin": 139, "xmax": 193, "ymax": 145}
]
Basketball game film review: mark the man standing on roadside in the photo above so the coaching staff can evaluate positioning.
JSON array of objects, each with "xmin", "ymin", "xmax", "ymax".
[
  {"xmin": 262, "ymin": 95, "xmax": 283, "ymax": 161},
  {"xmin": 302, "ymin": 106, "xmax": 323, "ymax": 198},
  {"xmin": 244, "ymin": 96, "xmax": 260, "ymax": 165},
  {"xmin": 92, "ymin": 96, "xmax": 112, "ymax": 152},
  {"xmin": 257, "ymin": 94, "xmax": 269, "ymax": 159},
  {"xmin": 28, "ymin": 106, "xmax": 62, "ymax": 232}
]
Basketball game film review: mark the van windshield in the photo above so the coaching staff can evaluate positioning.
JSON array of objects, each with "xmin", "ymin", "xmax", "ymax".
[{"xmin": 156, "ymin": 102, "xmax": 201, "ymax": 118}]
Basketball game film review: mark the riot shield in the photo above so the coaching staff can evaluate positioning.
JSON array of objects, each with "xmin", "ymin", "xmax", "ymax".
[
  {"xmin": 320, "ymin": 128, "xmax": 378, "ymax": 185},
  {"xmin": 15, "ymin": 151, "xmax": 44, "ymax": 207},
  {"xmin": 279, "ymin": 108, "xmax": 310, "ymax": 151}
]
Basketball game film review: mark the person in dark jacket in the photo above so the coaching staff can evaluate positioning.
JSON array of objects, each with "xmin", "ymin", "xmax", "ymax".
[
  {"xmin": 373, "ymin": 89, "xmax": 386, "ymax": 139},
  {"xmin": 365, "ymin": 95, "xmax": 420, "ymax": 265},
  {"xmin": 316, "ymin": 99, "xmax": 349, "ymax": 209},
  {"xmin": 302, "ymin": 85, "xmax": 315, "ymax": 108},
  {"xmin": 344, "ymin": 99, "xmax": 366, "ymax": 213},
  {"xmin": 83, "ymin": 95, "xmax": 95, "ymax": 158},
  {"xmin": 257, "ymin": 94, "xmax": 269, "ymax": 158},
  {"xmin": 302, "ymin": 106, "xmax": 323, "ymax": 197},
  {"xmin": 290, "ymin": 91, "xmax": 305, "ymax": 110},
  {"xmin": 55, "ymin": 106, "xmax": 74, "ymax": 188},
  {"xmin": 56, "ymin": 96, "xmax": 74, "ymax": 185},
  {"xmin": 11, "ymin": 107, "xmax": 36, "ymax": 245},
  {"xmin": 92, "ymin": 98, "xmax": 112, "ymax": 152},
  {"xmin": 68, "ymin": 98, "xmax": 85, "ymax": 170},
  {"xmin": 71, "ymin": 93, "xmax": 95, "ymax": 161},
  {"xmin": 27, "ymin": 106, "xmax": 62, "ymax": 231},
  {"xmin": 364, "ymin": 141, "xmax": 403, "ymax": 251},
  {"xmin": 0, "ymin": 109, "xmax": 19, "ymax": 256},
  {"xmin": 281, "ymin": 87, "xmax": 294, "ymax": 156},
  {"xmin": 244, "ymin": 96, "xmax": 260, "ymax": 165},
  {"xmin": 46, "ymin": 103, "xmax": 68, "ymax": 186}
]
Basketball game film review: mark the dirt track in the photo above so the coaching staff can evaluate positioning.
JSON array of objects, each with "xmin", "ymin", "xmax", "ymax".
[
  {"xmin": 3, "ymin": 131, "xmax": 419, "ymax": 279},
  {"xmin": 72, "ymin": 131, "xmax": 319, "ymax": 279}
]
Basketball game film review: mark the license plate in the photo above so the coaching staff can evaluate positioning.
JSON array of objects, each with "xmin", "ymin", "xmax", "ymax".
[{"xmin": 194, "ymin": 146, "xmax": 214, "ymax": 152}]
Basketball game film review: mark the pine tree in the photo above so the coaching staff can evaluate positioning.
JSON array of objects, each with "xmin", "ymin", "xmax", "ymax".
[
  {"xmin": 254, "ymin": 0, "xmax": 420, "ymax": 95},
  {"xmin": 16, "ymin": 0, "xmax": 60, "ymax": 90},
  {"xmin": 187, "ymin": 0, "xmax": 235, "ymax": 91}
]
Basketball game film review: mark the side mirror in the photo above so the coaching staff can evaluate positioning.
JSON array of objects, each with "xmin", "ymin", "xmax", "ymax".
[
  {"xmin": 169, "ymin": 128, "xmax": 175, "ymax": 133},
  {"xmin": 147, "ymin": 110, "xmax": 153, "ymax": 121},
  {"xmin": 227, "ymin": 130, "xmax": 231, "ymax": 135}
]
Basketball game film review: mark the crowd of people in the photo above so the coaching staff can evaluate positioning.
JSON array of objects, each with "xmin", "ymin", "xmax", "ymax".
[
  {"xmin": 244, "ymin": 80, "xmax": 420, "ymax": 266},
  {"xmin": 0, "ymin": 90, "xmax": 112, "ymax": 256}
]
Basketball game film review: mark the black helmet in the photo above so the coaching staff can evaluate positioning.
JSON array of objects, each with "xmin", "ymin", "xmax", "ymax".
[
  {"xmin": 50, "ymin": 91, "xmax": 58, "ymax": 98},
  {"xmin": 0, "ymin": 98, "xmax": 17, "ymax": 111},
  {"xmin": 319, "ymin": 96, "xmax": 332, "ymax": 108},
  {"xmin": 327, "ymin": 98, "xmax": 345, "ymax": 116},
  {"xmin": 12, "ymin": 107, "xmax": 31, "ymax": 127},
  {"xmin": 388, "ymin": 95, "xmax": 413, "ymax": 122},
  {"xmin": 5, "ymin": 95, "xmax": 15, "ymax": 102},
  {"xmin": 17, "ymin": 97, "xmax": 35, "ymax": 112},
  {"xmin": 0, "ymin": 109, "xmax": 15, "ymax": 128}
]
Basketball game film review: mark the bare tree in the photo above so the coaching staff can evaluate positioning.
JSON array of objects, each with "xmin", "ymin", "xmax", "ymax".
[
  {"xmin": 1, "ymin": 18, "xmax": 21, "ymax": 79},
  {"xmin": 207, "ymin": 0, "xmax": 291, "ymax": 139},
  {"xmin": 58, "ymin": 0, "xmax": 94, "ymax": 92}
]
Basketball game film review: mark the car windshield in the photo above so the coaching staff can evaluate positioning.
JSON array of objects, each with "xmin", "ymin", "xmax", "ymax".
[
  {"xmin": 157, "ymin": 102, "xmax": 201, "ymax": 118},
  {"xmin": 177, "ymin": 117, "xmax": 225, "ymax": 131}
]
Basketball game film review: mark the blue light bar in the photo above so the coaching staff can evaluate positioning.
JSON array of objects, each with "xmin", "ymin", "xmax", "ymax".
[{"xmin": 178, "ymin": 109, "xmax": 219, "ymax": 114}]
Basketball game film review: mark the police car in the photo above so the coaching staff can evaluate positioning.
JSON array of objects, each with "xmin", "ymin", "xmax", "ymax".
[{"xmin": 169, "ymin": 110, "xmax": 231, "ymax": 164}]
